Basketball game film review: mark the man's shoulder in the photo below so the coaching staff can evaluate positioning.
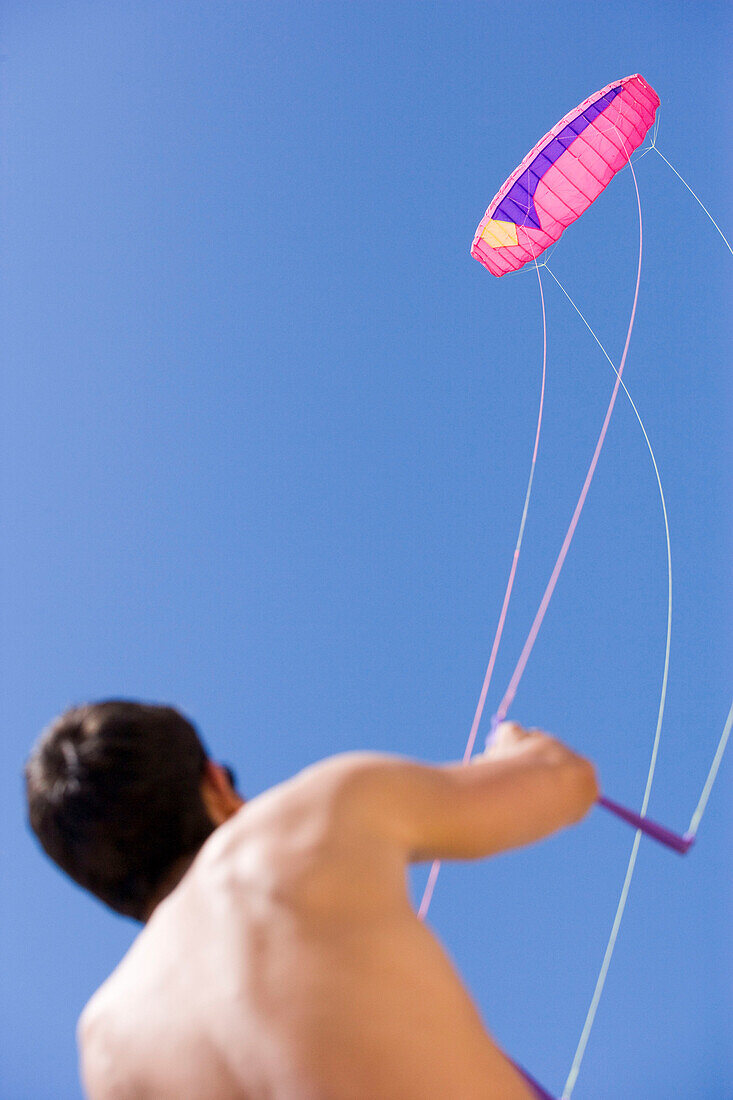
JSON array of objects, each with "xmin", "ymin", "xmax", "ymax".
[
  {"xmin": 270, "ymin": 750, "xmax": 398, "ymax": 801},
  {"xmin": 217, "ymin": 751, "xmax": 398, "ymax": 843}
]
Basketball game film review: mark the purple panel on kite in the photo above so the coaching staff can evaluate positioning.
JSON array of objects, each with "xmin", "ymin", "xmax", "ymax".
[{"xmin": 494, "ymin": 85, "xmax": 624, "ymax": 229}]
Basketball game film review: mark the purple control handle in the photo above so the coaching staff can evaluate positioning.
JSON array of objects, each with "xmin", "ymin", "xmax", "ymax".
[{"xmin": 598, "ymin": 795, "xmax": 694, "ymax": 854}]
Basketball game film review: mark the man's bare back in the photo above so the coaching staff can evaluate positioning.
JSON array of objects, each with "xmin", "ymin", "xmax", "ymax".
[{"xmin": 79, "ymin": 724, "xmax": 598, "ymax": 1099}]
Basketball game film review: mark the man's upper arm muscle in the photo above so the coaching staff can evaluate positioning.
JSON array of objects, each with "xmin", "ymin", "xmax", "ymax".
[
  {"xmin": 78, "ymin": 1011, "xmax": 105, "ymax": 1100},
  {"xmin": 344, "ymin": 725, "xmax": 598, "ymax": 862},
  {"xmin": 78, "ymin": 1006, "xmax": 129, "ymax": 1100}
]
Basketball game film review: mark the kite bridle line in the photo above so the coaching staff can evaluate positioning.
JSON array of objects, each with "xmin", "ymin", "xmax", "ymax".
[{"xmin": 646, "ymin": 118, "xmax": 732, "ymax": 256}]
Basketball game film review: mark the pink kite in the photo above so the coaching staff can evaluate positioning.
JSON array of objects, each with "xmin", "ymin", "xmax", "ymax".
[{"xmin": 471, "ymin": 74, "xmax": 660, "ymax": 276}]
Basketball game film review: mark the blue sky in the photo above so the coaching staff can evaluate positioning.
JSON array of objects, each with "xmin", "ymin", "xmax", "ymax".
[{"xmin": 2, "ymin": 3, "xmax": 730, "ymax": 1098}]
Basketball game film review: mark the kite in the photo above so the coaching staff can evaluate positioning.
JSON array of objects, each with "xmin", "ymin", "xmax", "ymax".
[
  {"xmin": 471, "ymin": 74, "xmax": 659, "ymax": 276},
  {"xmin": 418, "ymin": 74, "xmax": 732, "ymax": 1099}
]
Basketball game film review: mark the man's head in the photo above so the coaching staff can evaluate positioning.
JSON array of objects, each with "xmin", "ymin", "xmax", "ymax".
[{"xmin": 25, "ymin": 701, "xmax": 242, "ymax": 922}]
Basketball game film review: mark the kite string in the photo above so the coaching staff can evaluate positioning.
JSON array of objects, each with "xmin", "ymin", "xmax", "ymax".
[
  {"xmin": 561, "ymin": 129, "xmax": 733, "ymax": 1096},
  {"xmin": 493, "ymin": 152, "xmax": 644, "ymax": 727},
  {"xmin": 687, "ymin": 701, "xmax": 733, "ymax": 837},
  {"xmin": 642, "ymin": 128, "xmax": 732, "ymax": 845},
  {"xmin": 542, "ymin": 259, "xmax": 671, "ymax": 1099},
  {"xmin": 541, "ymin": 261, "xmax": 673, "ymax": 820},
  {"xmin": 540, "ymin": 117, "xmax": 648, "ymax": 1099},
  {"xmin": 418, "ymin": 255, "xmax": 547, "ymax": 920},
  {"xmin": 636, "ymin": 113, "xmax": 730, "ymax": 254},
  {"xmin": 563, "ymin": 830, "xmax": 642, "ymax": 1099}
]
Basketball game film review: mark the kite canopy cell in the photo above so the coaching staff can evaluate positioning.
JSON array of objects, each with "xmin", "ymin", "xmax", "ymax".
[{"xmin": 471, "ymin": 74, "xmax": 660, "ymax": 276}]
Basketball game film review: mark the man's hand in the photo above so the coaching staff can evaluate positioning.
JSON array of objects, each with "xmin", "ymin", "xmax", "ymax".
[
  {"xmin": 485, "ymin": 720, "xmax": 593, "ymax": 771},
  {"xmin": 485, "ymin": 719, "xmax": 551, "ymax": 758}
]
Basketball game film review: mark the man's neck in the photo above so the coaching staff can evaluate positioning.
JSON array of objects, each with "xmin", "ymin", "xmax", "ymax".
[{"xmin": 142, "ymin": 853, "xmax": 198, "ymax": 923}]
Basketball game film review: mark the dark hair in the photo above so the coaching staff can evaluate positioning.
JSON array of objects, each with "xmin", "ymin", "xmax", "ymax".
[{"xmin": 24, "ymin": 701, "xmax": 216, "ymax": 921}]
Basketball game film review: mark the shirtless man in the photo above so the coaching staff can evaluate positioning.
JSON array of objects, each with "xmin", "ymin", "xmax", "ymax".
[{"xmin": 25, "ymin": 700, "xmax": 598, "ymax": 1099}]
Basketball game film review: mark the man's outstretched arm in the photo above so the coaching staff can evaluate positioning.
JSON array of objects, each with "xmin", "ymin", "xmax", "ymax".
[{"xmin": 341, "ymin": 722, "xmax": 599, "ymax": 862}]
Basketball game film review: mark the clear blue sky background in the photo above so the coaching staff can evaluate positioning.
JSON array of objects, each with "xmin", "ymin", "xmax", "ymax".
[{"xmin": 2, "ymin": 3, "xmax": 730, "ymax": 1098}]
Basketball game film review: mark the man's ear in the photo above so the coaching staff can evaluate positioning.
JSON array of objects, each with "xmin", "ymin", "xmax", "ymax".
[{"xmin": 201, "ymin": 760, "xmax": 244, "ymax": 825}]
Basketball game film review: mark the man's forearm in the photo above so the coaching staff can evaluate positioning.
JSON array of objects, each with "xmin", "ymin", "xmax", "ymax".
[{"xmin": 436, "ymin": 735, "xmax": 598, "ymax": 858}]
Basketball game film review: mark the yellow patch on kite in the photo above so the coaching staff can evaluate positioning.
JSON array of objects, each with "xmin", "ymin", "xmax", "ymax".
[{"xmin": 480, "ymin": 219, "xmax": 518, "ymax": 248}]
